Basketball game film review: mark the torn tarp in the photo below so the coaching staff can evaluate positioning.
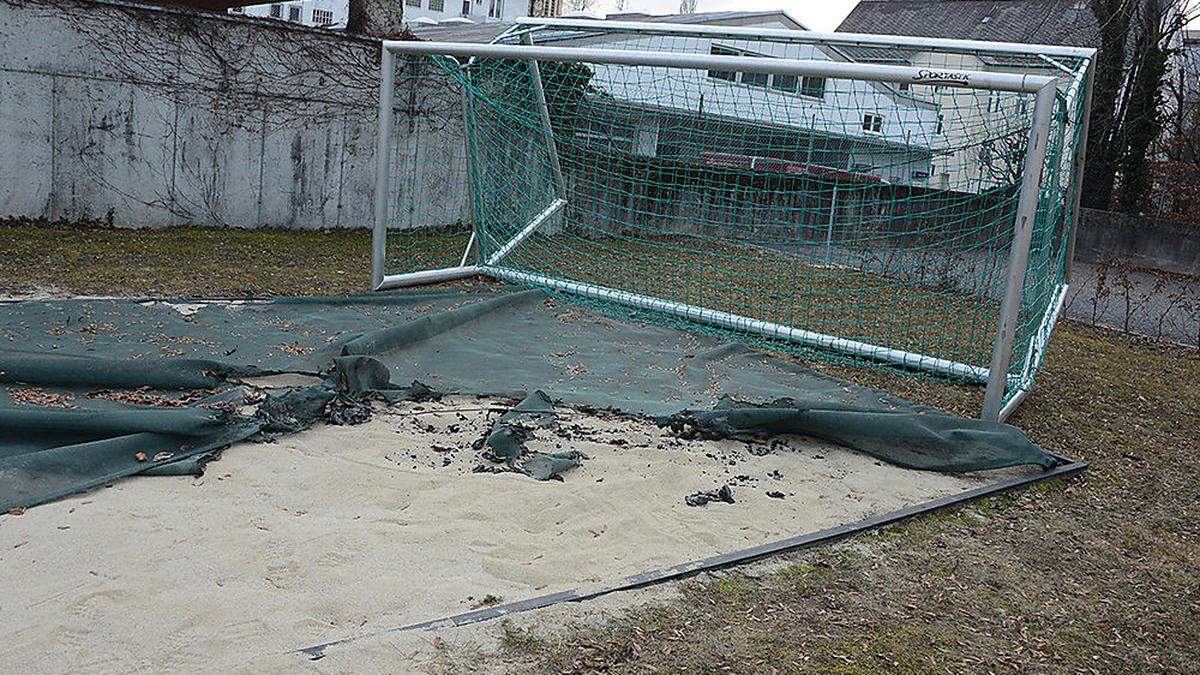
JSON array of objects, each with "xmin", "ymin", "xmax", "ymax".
[
  {"xmin": 685, "ymin": 485, "xmax": 736, "ymax": 507},
  {"xmin": 0, "ymin": 287, "xmax": 1061, "ymax": 511},
  {"xmin": 657, "ymin": 396, "xmax": 1058, "ymax": 473},
  {"xmin": 474, "ymin": 390, "xmax": 586, "ymax": 481}
]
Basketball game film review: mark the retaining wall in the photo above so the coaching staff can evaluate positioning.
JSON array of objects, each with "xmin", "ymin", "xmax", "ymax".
[
  {"xmin": 1077, "ymin": 208, "xmax": 1199, "ymax": 276},
  {"xmin": 0, "ymin": 0, "xmax": 388, "ymax": 229}
]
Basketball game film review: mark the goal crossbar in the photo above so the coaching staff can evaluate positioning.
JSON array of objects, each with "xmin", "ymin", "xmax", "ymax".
[{"xmin": 379, "ymin": 41, "xmax": 1056, "ymax": 94}]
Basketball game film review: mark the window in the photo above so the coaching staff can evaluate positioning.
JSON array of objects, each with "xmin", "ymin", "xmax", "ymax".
[
  {"xmin": 913, "ymin": 171, "xmax": 930, "ymax": 182},
  {"xmin": 862, "ymin": 113, "xmax": 884, "ymax": 134},
  {"xmin": 740, "ymin": 71, "xmax": 769, "ymax": 87},
  {"xmin": 771, "ymin": 73, "xmax": 798, "ymax": 92},
  {"xmin": 488, "ymin": 0, "xmax": 502, "ymax": 17},
  {"xmin": 708, "ymin": 45, "xmax": 820, "ymax": 96},
  {"xmin": 462, "ymin": 0, "xmax": 470, "ymax": 13},
  {"xmin": 936, "ymin": 114, "xmax": 944, "ymax": 135},
  {"xmin": 799, "ymin": 76, "xmax": 826, "ymax": 99},
  {"xmin": 229, "ymin": 5, "xmax": 243, "ymax": 12},
  {"xmin": 269, "ymin": 3, "xmax": 282, "ymax": 17},
  {"xmin": 770, "ymin": 74, "xmax": 825, "ymax": 98},
  {"xmin": 406, "ymin": 0, "xmax": 421, "ymax": 6},
  {"xmin": 312, "ymin": 8, "xmax": 333, "ymax": 23},
  {"xmin": 899, "ymin": 82, "xmax": 910, "ymax": 92},
  {"xmin": 288, "ymin": 5, "xmax": 301, "ymax": 20},
  {"xmin": 429, "ymin": 0, "xmax": 444, "ymax": 9},
  {"xmin": 708, "ymin": 45, "xmax": 738, "ymax": 82}
]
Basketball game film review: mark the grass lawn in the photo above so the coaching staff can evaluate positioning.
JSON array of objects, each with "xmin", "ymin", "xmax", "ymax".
[
  {"xmin": 0, "ymin": 221, "xmax": 373, "ymax": 297},
  {"xmin": 3, "ymin": 222, "xmax": 1198, "ymax": 672}
]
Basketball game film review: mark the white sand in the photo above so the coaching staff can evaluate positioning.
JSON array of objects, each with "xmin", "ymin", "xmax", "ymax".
[{"xmin": 0, "ymin": 397, "xmax": 1023, "ymax": 671}]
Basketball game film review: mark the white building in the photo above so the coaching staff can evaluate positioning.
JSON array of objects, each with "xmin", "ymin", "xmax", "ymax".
[
  {"xmin": 838, "ymin": 0, "xmax": 1097, "ymax": 192},
  {"xmin": 230, "ymin": 0, "xmax": 346, "ymax": 28},
  {"xmin": 230, "ymin": 0, "xmax": 557, "ymax": 28},
  {"xmin": 503, "ymin": 12, "xmax": 941, "ymax": 186}
]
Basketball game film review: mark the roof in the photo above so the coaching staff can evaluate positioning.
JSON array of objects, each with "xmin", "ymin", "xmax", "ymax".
[
  {"xmin": 409, "ymin": 10, "xmax": 808, "ymax": 43},
  {"xmin": 607, "ymin": 11, "xmax": 809, "ymax": 31},
  {"xmin": 407, "ymin": 22, "xmax": 512, "ymax": 43},
  {"xmin": 837, "ymin": 1, "xmax": 1099, "ymax": 49}
]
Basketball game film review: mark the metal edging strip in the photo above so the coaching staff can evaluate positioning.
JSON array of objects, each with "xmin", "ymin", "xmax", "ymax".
[{"xmin": 296, "ymin": 455, "xmax": 1087, "ymax": 660}]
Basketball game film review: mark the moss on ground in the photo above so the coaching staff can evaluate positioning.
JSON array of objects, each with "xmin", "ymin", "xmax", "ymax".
[{"xmin": 3, "ymin": 222, "xmax": 1198, "ymax": 672}]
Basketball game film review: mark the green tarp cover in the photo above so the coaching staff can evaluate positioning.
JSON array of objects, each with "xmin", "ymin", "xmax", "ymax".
[{"xmin": 0, "ymin": 288, "xmax": 1060, "ymax": 511}]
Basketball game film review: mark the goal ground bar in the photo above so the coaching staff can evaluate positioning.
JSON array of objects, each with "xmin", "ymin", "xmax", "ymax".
[
  {"xmin": 375, "ymin": 265, "xmax": 480, "ymax": 291},
  {"xmin": 482, "ymin": 264, "xmax": 1006, "ymax": 385}
]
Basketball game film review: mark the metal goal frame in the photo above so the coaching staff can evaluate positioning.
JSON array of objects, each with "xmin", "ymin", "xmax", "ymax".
[{"xmin": 371, "ymin": 21, "xmax": 1095, "ymax": 423}]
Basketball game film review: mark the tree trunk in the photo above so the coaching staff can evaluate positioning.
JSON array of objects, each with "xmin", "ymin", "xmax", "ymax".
[
  {"xmin": 1114, "ymin": 1, "xmax": 1171, "ymax": 213},
  {"xmin": 1082, "ymin": 0, "xmax": 1135, "ymax": 210},
  {"xmin": 346, "ymin": 0, "xmax": 405, "ymax": 37}
]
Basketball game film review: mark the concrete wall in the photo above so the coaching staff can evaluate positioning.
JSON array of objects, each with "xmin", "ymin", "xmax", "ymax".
[
  {"xmin": 1077, "ymin": 208, "xmax": 1200, "ymax": 276},
  {"xmin": 0, "ymin": 0, "xmax": 388, "ymax": 229}
]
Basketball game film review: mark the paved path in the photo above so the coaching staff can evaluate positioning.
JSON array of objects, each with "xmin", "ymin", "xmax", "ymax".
[{"xmin": 1064, "ymin": 260, "xmax": 1199, "ymax": 347}]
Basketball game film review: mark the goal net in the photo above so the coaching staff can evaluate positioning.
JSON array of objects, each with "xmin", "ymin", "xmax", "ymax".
[{"xmin": 373, "ymin": 20, "xmax": 1094, "ymax": 421}]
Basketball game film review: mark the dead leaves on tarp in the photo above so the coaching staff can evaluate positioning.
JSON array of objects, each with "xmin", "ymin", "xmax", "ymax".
[
  {"xmin": 5, "ymin": 387, "xmax": 76, "ymax": 408},
  {"xmin": 86, "ymin": 386, "xmax": 213, "ymax": 408},
  {"xmin": 273, "ymin": 342, "xmax": 314, "ymax": 356},
  {"xmin": 6, "ymin": 383, "xmax": 223, "ymax": 411}
]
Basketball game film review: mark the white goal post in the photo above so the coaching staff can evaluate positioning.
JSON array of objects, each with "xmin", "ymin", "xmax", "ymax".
[{"xmin": 371, "ymin": 23, "xmax": 1095, "ymax": 423}]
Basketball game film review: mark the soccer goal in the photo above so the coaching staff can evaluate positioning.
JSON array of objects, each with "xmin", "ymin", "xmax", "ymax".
[{"xmin": 371, "ymin": 19, "xmax": 1095, "ymax": 422}]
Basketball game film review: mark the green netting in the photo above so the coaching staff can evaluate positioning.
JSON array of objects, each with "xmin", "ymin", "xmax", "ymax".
[{"xmin": 384, "ymin": 26, "xmax": 1092, "ymax": 414}]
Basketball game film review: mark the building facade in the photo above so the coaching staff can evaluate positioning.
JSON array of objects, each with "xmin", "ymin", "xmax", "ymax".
[
  {"xmin": 229, "ymin": 0, "xmax": 559, "ymax": 28},
  {"xmin": 838, "ymin": 0, "xmax": 1101, "ymax": 193},
  {"xmin": 419, "ymin": 12, "xmax": 941, "ymax": 186},
  {"xmin": 555, "ymin": 13, "xmax": 940, "ymax": 186},
  {"xmin": 230, "ymin": 0, "xmax": 346, "ymax": 27}
]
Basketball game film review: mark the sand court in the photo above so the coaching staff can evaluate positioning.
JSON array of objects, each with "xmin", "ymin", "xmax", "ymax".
[{"xmin": 0, "ymin": 395, "xmax": 1031, "ymax": 671}]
